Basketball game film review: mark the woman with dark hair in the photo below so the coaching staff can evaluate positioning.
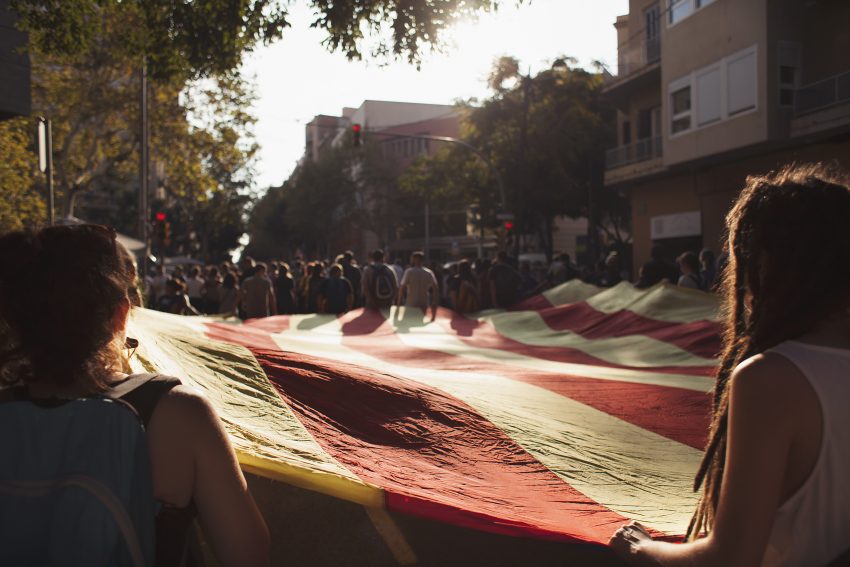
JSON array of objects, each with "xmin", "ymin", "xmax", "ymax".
[
  {"xmin": 610, "ymin": 165, "xmax": 850, "ymax": 566},
  {"xmin": 218, "ymin": 271, "xmax": 240, "ymax": 316},
  {"xmin": 0, "ymin": 225, "xmax": 269, "ymax": 565}
]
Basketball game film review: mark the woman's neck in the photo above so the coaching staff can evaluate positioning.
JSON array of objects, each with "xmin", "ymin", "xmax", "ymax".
[{"xmin": 797, "ymin": 312, "xmax": 850, "ymax": 350}]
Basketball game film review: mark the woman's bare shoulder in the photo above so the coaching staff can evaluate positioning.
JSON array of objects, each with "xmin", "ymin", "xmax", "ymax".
[
  {"xmin": 150, "ymin": 385, "xmax": 220, "ymax": 434},
  {"xmin": 731, "ymin": 352, "xmax": 813, "ymax": 413}
]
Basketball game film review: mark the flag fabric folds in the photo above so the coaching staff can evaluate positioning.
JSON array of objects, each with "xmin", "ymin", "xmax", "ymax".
[{"xmin": 127, "ymin": 280, "xmax": 721, "ymax": 545}]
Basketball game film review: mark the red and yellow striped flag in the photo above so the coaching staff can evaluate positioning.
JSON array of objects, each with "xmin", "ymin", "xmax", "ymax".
[{"xmin": 128, "ymin": 280, "xmax": 720, "ymax": 545}]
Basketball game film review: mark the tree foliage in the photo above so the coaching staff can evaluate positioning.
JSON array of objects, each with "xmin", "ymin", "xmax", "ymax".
[
  {"xmin": 402, "ymin": 56, "xmax": 628, "ymax": 261},
  {"xmin": 12, "ymin": 0, "xmax": 523, "ymax": 79},
  {"xmin": 0, "ymin": 118, "xmax": 45, "ymax": 232}
]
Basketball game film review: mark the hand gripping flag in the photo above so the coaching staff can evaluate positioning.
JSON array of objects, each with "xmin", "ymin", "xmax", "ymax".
[{"xmin": 127, "ymin": 281, "xmax": 720, "ymax": 546}]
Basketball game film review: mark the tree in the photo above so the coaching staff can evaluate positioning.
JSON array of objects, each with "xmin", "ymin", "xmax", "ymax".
[
  {"xmin": 0, "ymin": 118, "xmax": 45, "ymax": 231},
  {"xmin": 462, "ymin": 56, "xmax": 617, "ymax": 260},
  {"xmin": 13, "ymin": 0, "xmax": 524, "ymax": 79}
]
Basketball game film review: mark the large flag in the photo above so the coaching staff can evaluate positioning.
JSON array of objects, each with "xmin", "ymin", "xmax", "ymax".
[{"xmin": 128, "ymin": 281, "xmax": 720, "ymax": 547}]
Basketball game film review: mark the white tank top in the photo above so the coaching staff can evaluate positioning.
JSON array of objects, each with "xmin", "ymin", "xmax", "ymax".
[{"xmin": 762, "ymin": 341, "xmax": 850, "ymax": 567}]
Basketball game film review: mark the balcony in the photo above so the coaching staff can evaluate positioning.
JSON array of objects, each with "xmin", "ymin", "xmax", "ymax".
[
  {"xmin": 603, "ymin": 35, "xmax": 662, "ymax": 102},
  {"xmin": 795, "ymin": 70, "xmax": 850, "ymax": 116},
  {"xmin": 790, "ymin": 70, "xmax": 850, "ymax": 139},
  {"xmin": 605, "ymin": 136, "xmax": 662, "ymax": 169},
  {"xmin": 617, "ymin": 36, "xmax": 661, "ymax": 78}
]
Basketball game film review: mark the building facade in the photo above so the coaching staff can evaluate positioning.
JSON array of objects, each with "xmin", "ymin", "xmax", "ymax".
[
  {"xmin": 604, "ymin": 0, "xmax": 850, "ymax": 275},
  {"xmin": 0, "ymin": 0, "xmax": 31, "ymax": 120}
]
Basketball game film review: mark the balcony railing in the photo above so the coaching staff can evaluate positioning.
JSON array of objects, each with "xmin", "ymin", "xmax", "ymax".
[
  {"xmin": 605, "ymin": 136, "xmax": 662, "ymax": 169},
  {"xmin": 617, "ymin": 35, "xmax": 661, "ymax": 77},
  {"xmin": 795, "ymin": 70, "xmax": 850, "ymax": 116}
]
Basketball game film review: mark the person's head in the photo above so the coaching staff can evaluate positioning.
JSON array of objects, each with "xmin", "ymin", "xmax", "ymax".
[
  {"xmin": 189, "ymin": 267, "xmax": 200, "ymax": 279},
  {"xmin": 310, "ymin": 263, "xmax": 323, "ymax": 277},
  {"xmin": 329, "ymin": 264, "xmax": 343, "ymax": 278},
  {"xmin": 699, "ymin": 248, "xmax": 715, "ymax": 270},
  {"xmin": 222, "ymin": 272, "xmax": 237, "ymax": 289},
  {"xmin": 496, "ymin": 250, "xmax": 509, "ymax": 264},
  {"xmin": 240, "ymin": 256, "xmax": 255, "ymax": 270},
  {"xmin": 278, "ymin": 262, "xmax": 289, "ymax": 276},
  {"xmin": 207, "ymin": 266, "xmax": 219, "ymax": 279},
  {"xmin": 371, "ymin": 249, "xmax": 385, "ymax": 263},
  {"xmin": 650, "ymin": 244, "xmax": 665, "ymax": 262},
  {"xmin": 605, "ymin": 252, "xmax": 620, "ymax": 271},
  {"xmin": 411, "ymin": 251, "xmax": 425, "ymax": 267},
  {"xmin": 676, "ymin": 251, "xmax": 699, "ymax": 275},
  {"xmin": 173, "ymin": 265, "xmax": 184, "ymax": 278},
  {"xmin": 558, "ymin": 253, "xmax": 570, "ymax": 265},
  {"xmin": 255, "ymin": 262, "xmax": 267, "ymax": 276},
  {"xmin": 393, "ymin": 257, "xmax": 402, "ymax": 266},
  {"xmin": 342, "ymin": 250, "xmax": 354, "ymax": 264},
  {"xmin": 0, "ymin": 225, "xmax": 135, "ymax": 394},
  {"xmin": 689, "ymin": 164, "xmax": 850, "ymax": 539},
  {"xmin": 165, "ymin": 277, "xmax": 184, "ymax": 295}
]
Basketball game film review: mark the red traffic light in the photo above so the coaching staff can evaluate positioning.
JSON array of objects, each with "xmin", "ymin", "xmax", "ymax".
[
  {"xmin": 503, "ymin": 221, "xmax": 514, "ymax": 231},
  {"xmin": 155, "ymin": 212, "xmax": 167, "ymax": 222},
  {"xmin": 352, "ymin": 123, "xmax": 361, "ymax": 133}
]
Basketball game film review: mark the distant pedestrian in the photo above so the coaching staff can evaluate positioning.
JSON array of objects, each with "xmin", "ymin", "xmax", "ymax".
[
  {"xmin": 391, "ymin": 258, "xmax": 405, "ymax": 285},
  {"xmin": 398, "ymin": 251, "xmax": 439, "ymax": 319},
  {"xmin": 362, "ymin": 249, "xmax": 398, "ymax": 309},
  {"xmin": 475, "ymin": 258, "xmax": 493, "ymax": 310},
  {"xmin": 547, "ymin": 253, "xmax": 578, "ymax": 286},
  {"xmin": 218, "ymin": 272, "xmax": 240, "ymax": 316},
  {"xmin": 305, "ymin": 263, "xmax": 325, "ymax": 313},
  {"xmin": 340, "ymin": 251, "xmax": 362, "ymax": 308},
  {"xmin": 240, "ymin": 263, "xmax": 276, "ymax": 319},
  {"xmin": 676, "ymin": 251, "xmax": 702, "ymax": 290},
  {"xmin": 699, "ymin": 248, "xmax": 717, "ymax": 291},
  {"xmin": 319, "ymin": 264, "xmax": 354, "ymax": 314},
  {"xmin": 448, "ymin": 259, "xmax": 479, "ymax": 314},
  {"xmin": 518, "ymin": 261, "xmax": 539, "ymax": 299},
  {"xmin": 598, "ymin": 252, "xmax": 623, "ymax": 288},
  {"xmin": 185, "ymin": 267, "xmax": 205, "ymax": 313},
  {"xmin": 203, "ymin": 266, "xmax": 222, "ymax": 314},
  {"xmin": 274, "ymin": 262, "xmax": 296, "ymax": 314},
  {"xmin": 635, "ymin": 245, "xmax": 678, "ymax": 288},
  {"xmin": 157, "ymin": 278, "xmax": 199, "ymax": 315},
  {"xmin": 489, "ymin": 251, "xmax": 522, "ymax": 308}
]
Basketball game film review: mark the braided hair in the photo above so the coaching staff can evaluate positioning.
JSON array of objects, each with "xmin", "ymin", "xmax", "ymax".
[{"xmin": 687, "ymin": 163, "xmax": 850, "ymax": 539}]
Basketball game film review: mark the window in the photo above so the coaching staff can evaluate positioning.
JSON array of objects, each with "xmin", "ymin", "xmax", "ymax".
[
  {"xmin": 696, "ymin": 66, "xmax": 722, "ymax": 125},
  {"xmin": 622, "ymin": 120, "xmax": 632, "ymax": 145},
  {"xmin": 727, "ymin": 48, "xmax": 757, "ymax": 115},
  {"xmin": 668, "ymin": 45, "xmax": 758, "ymax": 136},
  {"xmin": 669, "ymin": 0, "xmax": 692, "ymax": 24},
  {"xmin": 778, "ymin": 41, "xmax": 801, "ymax": 108},
  {"xmin": 670, "ymin": 85, "xmax": 692, "ymax": 134},
  {"xmin": 669, "ymin": 0, "xmax": 715, "ymax": 26}
]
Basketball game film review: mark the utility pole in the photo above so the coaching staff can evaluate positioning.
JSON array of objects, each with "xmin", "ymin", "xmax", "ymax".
[{"xmin": 138, "ymin": 59, "xmax": 149, "ymax": 262}]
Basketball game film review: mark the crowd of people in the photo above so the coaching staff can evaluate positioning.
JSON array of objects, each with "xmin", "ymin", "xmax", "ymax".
[{"xmin": 145, "ymin": 244, "xmax": 725, "ymax": 320}]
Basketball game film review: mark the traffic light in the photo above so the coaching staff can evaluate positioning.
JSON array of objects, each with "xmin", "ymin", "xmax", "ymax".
[
  {"xmin": 504, "ymin": 221, "xmax": 514, "ymax": 247},
  {"xmin": 352, "ymin": 123, "xmax": 362, "ymax": 147}
]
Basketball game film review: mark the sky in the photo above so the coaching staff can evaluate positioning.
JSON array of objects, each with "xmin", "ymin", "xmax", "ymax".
[{"xmin": 243, "ymin": 1, "xmax": 629, "ymax": 189}]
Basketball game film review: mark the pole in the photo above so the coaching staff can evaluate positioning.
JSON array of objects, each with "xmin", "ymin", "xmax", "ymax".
[
  {"xmin": 138, "ymin": 59, "xmax": 149, "ymax": 255},
  {"xmin": 424, "ymin": 200, "xmax": 430, "ymax": 263},
  {"xmin": 46, "ymin": 119, "xmax": 54, "ymax": 225}
]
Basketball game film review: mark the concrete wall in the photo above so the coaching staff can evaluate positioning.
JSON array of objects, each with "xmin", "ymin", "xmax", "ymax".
[
  {"xmin": 351, "ymin": 101, "xmax": 456, "ymax": 131},
  {"xmin": 662, "ymin": 0, "xmax": 770, "ymax": 166}
]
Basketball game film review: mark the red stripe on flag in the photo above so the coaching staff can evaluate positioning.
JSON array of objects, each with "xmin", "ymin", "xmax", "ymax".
[
  {"xmin": 538, "ymin": 302, "xmax": 722, "ymax": 360},
  {"xmin": 252, "ymin": 347, "xmax": 631, "ymax": 543},
  {"xmin": 438, "ymin": 311, "xmax": 715, "ymax": 377},
  {"xmin": 339, "ymin": 310, "xmax": 711, "ymax": 449}
]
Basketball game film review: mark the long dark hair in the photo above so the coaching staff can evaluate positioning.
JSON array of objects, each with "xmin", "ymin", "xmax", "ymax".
[
  {"xmin": 687, "ymin": 164, "xmax": 850, "ymax": 538},
  {"xmin": 0, "ymin": 225, "xmax": 133, "ymax": 394}
]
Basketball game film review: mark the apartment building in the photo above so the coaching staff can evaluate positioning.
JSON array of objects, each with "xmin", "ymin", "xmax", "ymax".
[
  {"xmin": 604, "ymin": 0, "xmax": 850, "ymax": 274},
  {"xmin": 0, "ymin": 0, "xmax": 30, "ymax": 120},
  {"xmin": 304, "ymin": 100, "xmax": 476, "ymax": 258}
]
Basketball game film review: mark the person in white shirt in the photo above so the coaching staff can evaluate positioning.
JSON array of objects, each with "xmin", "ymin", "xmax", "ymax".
[
  {"xmin": 610, "ymin": 164, "xmax": 850, "ymax": 567},
  {"xmin": 398, "ymin": 251, "xmax": 438, "ymax": 320}
]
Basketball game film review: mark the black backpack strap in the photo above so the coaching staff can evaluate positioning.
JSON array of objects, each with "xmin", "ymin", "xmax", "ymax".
[{"xmin": 107, "ymin": 373, "xmax": 182, "ymax": 428}]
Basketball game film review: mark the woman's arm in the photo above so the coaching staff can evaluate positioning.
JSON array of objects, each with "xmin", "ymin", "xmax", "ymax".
[
  {"xmin": 611, "ymin": 353, "xmax": 815, "ymax": 567},
  {"xmin": 152, "ymin": 387, "xmax": 270, "ymax": 566}
]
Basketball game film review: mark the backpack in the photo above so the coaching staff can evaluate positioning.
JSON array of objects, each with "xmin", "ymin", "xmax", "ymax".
[
  {"xmin": 0, "ymin": 374, "xmax": 161, "ymax": 567},
  {"xmin": 371, "ymin": 264, "xmax": 397, "ymax": 301}
]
